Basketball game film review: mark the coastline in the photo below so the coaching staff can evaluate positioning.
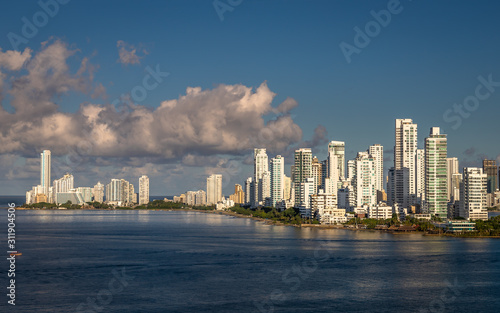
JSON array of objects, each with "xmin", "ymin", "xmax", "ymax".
[{"xmin": 6, "ymin": 206, "xmax": 500, "ymax": 238}]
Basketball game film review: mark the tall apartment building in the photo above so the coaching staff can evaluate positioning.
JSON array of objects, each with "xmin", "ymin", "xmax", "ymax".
[
  {"xmin": 40, "ymin": 150, "xmax": 51, "ymax": 197},
  {"xmin": 368, "ymin": 144, "xmax": 384, "ymax": 192},
  {"xmin": 253, "ymin": 148, "xmax": 268, "ymax": 207},
  {"xmin": 270, "ymin": 155, "xmax": 284, "ymax": 207},
  {"xmin": 394, "ymin": 119, "xmax": 418, "ymax": 208},
  {"xmin": 328, "ymin": 141, "xmax": 345, "ymax": 180},
  {"xmin": 447, "ymin": 158, "xmax": 459, "ymax": 201},
  {"xmin": 312, "ymin": 157, "xmax": 322, "ymax": 194},
  {"xmin": 139, "ymin": 175, "xmax": 150, "ymax": 205},
  {"xmin": 293, "ymin": 148, "xmax": 312, "ymax": 206},
  {"xmin": 415, "ymin": 148, "xmax": 425, "ymax": 204},
  {"xmin": 483, "ymin": 159, "xmax": 498, "ymax": 194},
  {"xmin": 460, "ymin": 167, "xmax": 488, "ymax": 221},
  {"xmin": 424, "ymin": 127, "xmax": 447, "ymax": 217},
  {"xmin": 244, "ymin": 177, "xmax": 253, "ymax": 205},
  {"xmin": 206, "ymin": 174, "xmax": 222, "ymax": 205},
  {"xmin": 352, "ymin": 151, "xmax": 377, "ymax": 207}
]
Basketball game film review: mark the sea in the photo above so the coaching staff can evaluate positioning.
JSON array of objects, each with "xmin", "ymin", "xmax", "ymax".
[{"xmin": 0, "ymin": 208, "xmax": 499, "ymax": 312}]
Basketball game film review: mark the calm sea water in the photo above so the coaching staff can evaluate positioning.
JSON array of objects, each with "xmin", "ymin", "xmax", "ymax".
[{"xmin": 0, "ymin": 210, "xmax": 499, "ymax": 312}]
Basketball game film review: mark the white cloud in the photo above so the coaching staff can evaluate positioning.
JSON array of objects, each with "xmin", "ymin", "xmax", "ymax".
[{"xmin": 116, "ymin": 40, "xmax": 146, "ymax": 65}]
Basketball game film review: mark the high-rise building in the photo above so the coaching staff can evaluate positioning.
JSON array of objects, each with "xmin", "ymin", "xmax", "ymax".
[
  {"xmin": 424, "ymin": 127, "xmax": 447, "ymax": 218},
  {"xmin": 299, "ymin": 178, "xmax": 315, "ymax": 217},
  {"xmin": 394, "ymin": 119, "xmax": 418, "ymax": 207},
  {"xmin": 229, "ymin": 184, "xmax": 245, "ymax": 204},
  {"xmin": 446, "ymin": 158, "xmax": 459, "ymax": 201},
  {"xmin": 460, "ymin": 167, "xmax": 488, "ymax": 221},
  {"xmin": 253, "ymin": 148, "xmax": 268, "ymax": 207},
  {"xmin": 244, "ymin": 177, "xmax": 253, "ymax": 205},
  {"xmin": 328, "ymin": 141, "xmax": 345, "ymax": 180},
  {"xmin": 369, "ymin": 144, "xmax": 384, "ymax": 192},
  {"xmin": 270, "ymin": 155, "xmax": 284, "ymax": 207},
  {"xmin": 40, "ymin": 150, "xmax": 51, "ymax": 197},
  {"xmin": 483, "ymin": 159, "xmax": 498, "ymax": 194},
  {"xmin": 293, "ymin": 148, "xmax": 312, "ymax": 206},
  {"xmin": 206, "ymin": 174, "xmax": 222, "ymax": 205},
  {"xmin": 283, "ymin": 175, "xmax": 291, "ymax": 202},
  {"xmin": 312, "ymin": 157, "xmax": 322, "ymax": 194},
  {"xmin": 139, "ymin": 175, "xmax": 150, "ymax": 205},
  {"xmin": 352, "ymin": 151, "xmax": 377, "ymax": 207},
  {"xmin": 106, "ymin": 179, "xmax": 122, "ymax": 203},
  {"xmin": 415, "ymin": 148, "xmax": 425, "ymax": 205},
  {"xmin": 93, "ymin": 182, "xmax": 104, "ymax": 203}
]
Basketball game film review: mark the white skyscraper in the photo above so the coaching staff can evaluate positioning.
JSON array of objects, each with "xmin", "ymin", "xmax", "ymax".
[
  {"xmin": 207, "ymin": 174, "xmax": 222, "ymax": 205},
  {"xmin": 415, "ymin": 148, "xmax": 425, "ymax": 204},
  {"xmin": 459, "ymin": 167, "xmax": 488, "ymax": 221},
  {"xmin": 40, "ymin": 150, "xmax": 51, "ymax": 197},
  {"xmin": 139, "ymin": 175, "xmax": 150, "ymax": 205},
  {"xmin": 368, "ymin": 144, "xmax": 384, "ymax": 192},
  {"xmin": 270, "ymin": 155, "xmax": 284, "ymax": 207},
  {"xmin": 253, "ymin": 148, "xmax": 269, "ymax": 207},
  {"xmin": 328, "ymin": 141, "xmax": 345, "ymax": 180},
  {"xmin": 352, "ymin": 152, "xmax": 377, "ymax": 207},
  {"xmin": 446, "ymin": 157, "xmax": 459, "ymax": 202},
  {"xmin": 394, "ymin": 119, "xmax": 418, "ymax": 207}
]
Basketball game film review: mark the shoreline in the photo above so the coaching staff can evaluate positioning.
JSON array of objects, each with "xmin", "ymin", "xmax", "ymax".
[{"xmin": 6, "ymin": 207, "xmax": 500, "ymax": 238}]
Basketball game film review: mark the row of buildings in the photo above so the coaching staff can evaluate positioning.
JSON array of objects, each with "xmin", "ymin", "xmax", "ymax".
[
  {"xmin": 232, "ymin": 119, "xmax": 499, "ymax": 223},
  {"xmin": 25, "ymin": 150, "xmax": 150, "ymax": 206}
]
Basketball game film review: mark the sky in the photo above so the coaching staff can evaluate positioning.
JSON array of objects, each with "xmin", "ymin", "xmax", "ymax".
[{"xmin": 0, "ymin": 0, "xmax": 499, "ymax": 196}]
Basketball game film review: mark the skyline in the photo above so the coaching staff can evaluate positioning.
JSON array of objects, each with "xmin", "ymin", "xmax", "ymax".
[{"xmin": 1, "ymin": 1, "xmax": 500, "ymax": 195}]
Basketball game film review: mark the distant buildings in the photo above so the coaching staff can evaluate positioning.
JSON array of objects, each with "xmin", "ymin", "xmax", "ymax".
[
  {"xmin": 393, "ymin": 118, "xmax": 417, "ymax": 208},
  {"xmin": 106, "ymin": 179, "xmax": 136, "ymax": 205},
  {"xmin": 139, "ymin": 175, "xmax": 150, "ymax": 205}
]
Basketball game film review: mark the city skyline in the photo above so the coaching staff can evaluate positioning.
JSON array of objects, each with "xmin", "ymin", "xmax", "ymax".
[{"xmin": 1, "ymin": 1, "xmax": 500, "ymax": 196}]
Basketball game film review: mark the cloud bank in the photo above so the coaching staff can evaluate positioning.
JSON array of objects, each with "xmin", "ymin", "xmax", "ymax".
[{"xmin": 0, "ymin": 40, "xmax": 304, "ymax": 164}]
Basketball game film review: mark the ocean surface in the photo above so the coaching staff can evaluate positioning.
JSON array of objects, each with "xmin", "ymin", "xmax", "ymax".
[{"xmin": 0, "ymin": 210, "xmax": 499, "ymax": 312}]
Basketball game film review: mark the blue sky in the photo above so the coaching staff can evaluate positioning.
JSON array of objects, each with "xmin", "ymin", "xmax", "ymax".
[{"xmin": 0, "ymin": 0, "xmax": 499, "ymax": 196}]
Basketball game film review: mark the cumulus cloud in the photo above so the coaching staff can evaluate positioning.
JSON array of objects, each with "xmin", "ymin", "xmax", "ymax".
[
  {"xmin": 0, "ymin": 40, "xmax": 304, "ymax": 169},
  {"xmin": 116, "ymin": 40, "xmax": 146, "ymax": 65}
]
